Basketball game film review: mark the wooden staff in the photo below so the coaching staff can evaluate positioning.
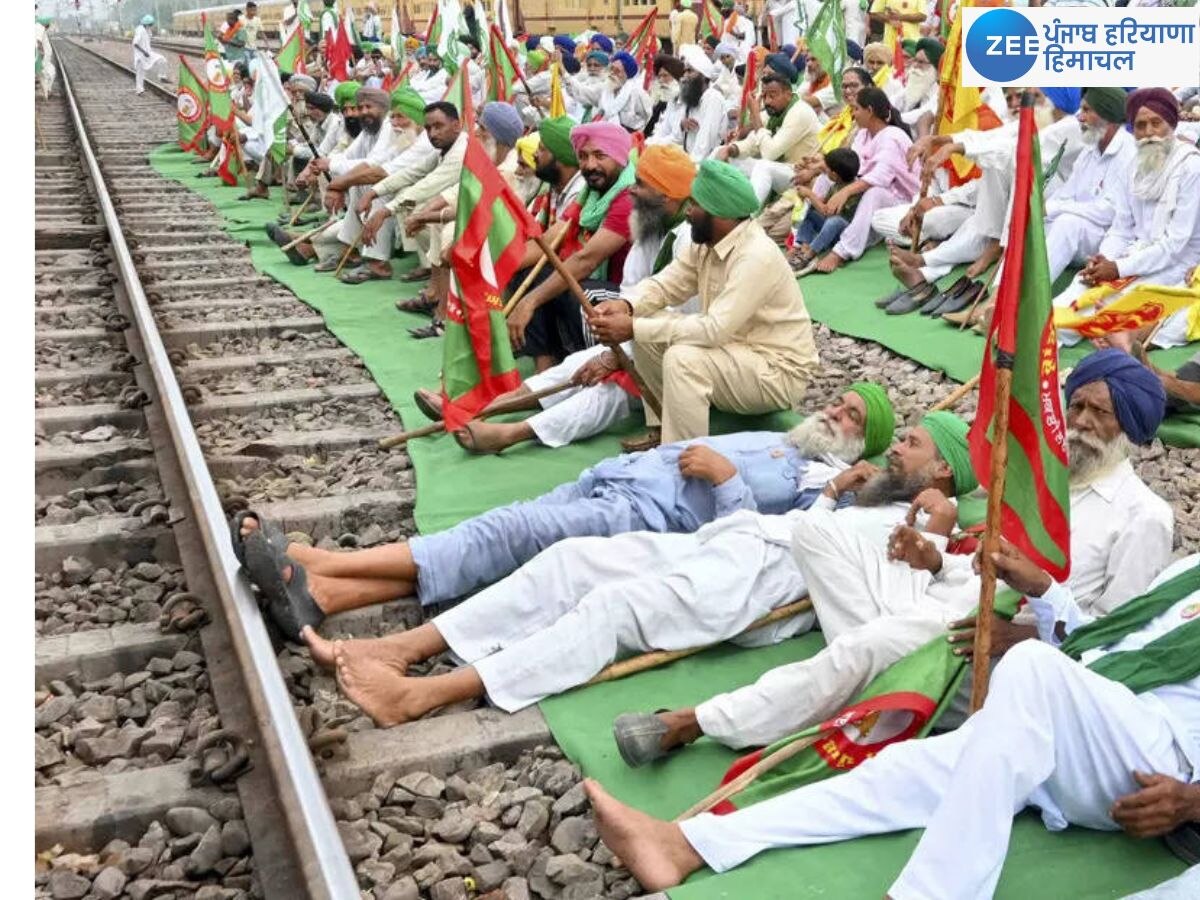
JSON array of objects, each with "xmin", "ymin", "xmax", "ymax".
[
  {"xmin": 930, "ymin": 373, "xmax": 980, "ymax": 412},
  {"xmin": 377, "ymin": 380, "xmax": 579, "ymax": 449},
  {"xmin": 492, "ymin": 25, "xmax": 546, "ymax": 121},
  {"xmin": 334, "ymin": 232, "xmax": 363, "ymax": 277},
  {"xmin": 502, "ymin": 226, "xmax": 568, "ymax": 316},
  {"xmin": 675, "ymin": 731, "xmax": 823, "ymax": 821},
  {"xmin": 531, "ymin": 232, "xmax": 663, "ymax": 419},
  {"xmin": 909, "ymin": 167, "xmax": 933, "ymax": 249},
  {"xmin": 957, "ymin": 261, "xmax": 1003, "ymax": 332},
  {"xmin": 288, "ymin": 185, "xmax": 318, "ymax": 226},
  {"xmin": 588, "ymin": 599, "xmax": 812, "ymax": 686},
  {"xmin": 280, "ymin": 216, "xmax": 336, "ymax": 252}
]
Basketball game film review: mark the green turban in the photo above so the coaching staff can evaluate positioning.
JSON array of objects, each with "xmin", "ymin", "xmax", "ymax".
[
  {"xmin": 390, "ymin": 86, "xmax": 426, "ymax": 123},
  {"xmin": 901, "ymin": 39, "xmax": 918, "ymax": 57},
  {"xmin": 538, "ymin": 116, "xmax": 579, "ymax": 167},
  {"xmin": 690, "ymin": 159, "xmax": 760, "ymax": 220},
  {"xmin": 920, "ymin": 411, "xmax": 978, "ymax": 496},
  {"xmin": 847, "ymin": 383, "xmax": 895, "ymax": 460},
  {"xmin": 915, "ymin": 37, "xmax": 944, "ymax": 68},
  {"xmin": 1084, "ymin": 87, "xmax": 1127, "ymax": 125},
  {"xmin": 36, "ymin": 15, "xmax": 52, "ymax": 25},
  {"xmin": 527, "ymin": 49, "xmax": 548, "ymax": 70},
  {"xmin": 334, "ymin": 80, "xmax": 363, "ymax": 107}
]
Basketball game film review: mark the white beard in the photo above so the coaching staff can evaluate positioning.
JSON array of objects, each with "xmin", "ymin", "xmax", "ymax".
[
  {"xmin": 786, "ymin": 413, "xmax": 867, "ymax": 464},
  {"xmin": 1079, "ymin": 124, "xmax": 1102, "ymax": 148},
  {"xmin": 1067, "ymin": 428, "xmax": 1132, "ymax": 488},
  {"xmin": 1034, "ymin": 102, "xmax": 1055, "ymax": 130},
  {"xmin": 651, "ymin": 81, "xmax": 680, "ymax": 104},
  {"xmin": 902, "ymin": 67, "xmax": 935, "ymax": 108},
  {"xmin": 1132, "ymin": 136, "xmax": 1177, "ymax": 200}
]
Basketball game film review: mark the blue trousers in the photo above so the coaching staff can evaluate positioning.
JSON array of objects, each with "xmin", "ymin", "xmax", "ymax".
[
  {"xmin": 794, "ymin": 207, "xmax": 849, "ymax": 255},
  {"xmin": 408, "ymin": 480, "xmax": 651, "ymax": 605}
]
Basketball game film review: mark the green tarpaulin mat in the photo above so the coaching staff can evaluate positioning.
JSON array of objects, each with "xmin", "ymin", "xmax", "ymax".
[
  {"xmin": 539, "ymin": 635, "xmax": 1188, "ymax": 899},
  {"xmin": 152, "ymin": 146, "xmax": 1190, "ymax": 897}
]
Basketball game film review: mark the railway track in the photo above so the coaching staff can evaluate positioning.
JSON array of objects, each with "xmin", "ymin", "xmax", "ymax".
[{"xmin": 38, "ymin": 36, "xmax": 597, "ymax": 900}]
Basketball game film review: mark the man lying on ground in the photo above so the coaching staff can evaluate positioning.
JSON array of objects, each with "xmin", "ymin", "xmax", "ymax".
[
  {"xmin": 584, "ymin": 551, "xmax": 1200, "ymax": 897},
  {"xmin": 613, "ymin": 349, "xmax": 1173, "ymax": 764},
  {"xmin": 231, "ymin": 383, "xmax": 894, "ymax": 634},
  {"xmin": 290, "ymin": 410, "xmax": 967, "ymax": 726}
]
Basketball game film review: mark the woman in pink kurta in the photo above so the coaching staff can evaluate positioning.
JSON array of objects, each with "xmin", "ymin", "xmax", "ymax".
[{"xmin": 813, "ymin": 86, "xmax": 921, "ymax": 273}]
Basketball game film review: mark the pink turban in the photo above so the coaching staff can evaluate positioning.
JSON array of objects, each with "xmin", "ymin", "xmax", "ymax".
[
  {"xmin": 1126, "ymin": 87, "xmax": 1179, "ymax": 129},
  {"xmin": 569, "ymin": 121, "xmax": 633, "ymax": 167}
]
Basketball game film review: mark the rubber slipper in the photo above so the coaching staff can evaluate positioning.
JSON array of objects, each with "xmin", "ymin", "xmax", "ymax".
[
  {"xmin": 313, "ymin": 259, "xmax": 343, "ymax": 273},
  {"xmin": 453, "ymin": 421, "xmax": 502, "ymax": 456},
  {"xmin": 339, "ymin": 267, "xmax": 392, "ymax": 284},
  {"xmin": 395, "ymin": 293, "xmax": 438, "ymax": 315},
  {"xmin": 243, "ymin": 532, "xmax": 325, "ymax": 640},
  {"xmin": 620, "ymin": 431, "xmax": 662, "ymax": 453},
  {"xmin": 413, "ymin": 388, "xmax": 444, "ymax": 422},
  {"xmin": 228, "ymin": 510, "xmax": 286, "ymax": 567}
]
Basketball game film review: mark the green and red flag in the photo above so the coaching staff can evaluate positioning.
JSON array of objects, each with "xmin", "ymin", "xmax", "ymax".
[
  {"xmin": 440, "ymin": 61, "xmax": 539, "ymax": 430},
  {"xmin": 487, "ymin": 24, "xmax": 518, "ymax": 102},
  {"xmin": 176, "ymin": 56, "xmax": 209, "ymax": 154},
  {"xmin": 203, "ymin": 13, "xmax": 234, "ymax": 134},
  {"xmin": 216, "ymin": 131, "xmax": 247, "ymax": 186},
  {"xmin": 278, "ymin": 24, "xmax": 307, "ymax": 74},
  {"xmin": 967, "ymin": 94, "xmax": 1071, "ymax": 582},
  {"xmin": 707, "ymin": 591, "xmax": 1021, "ymax": 813}
]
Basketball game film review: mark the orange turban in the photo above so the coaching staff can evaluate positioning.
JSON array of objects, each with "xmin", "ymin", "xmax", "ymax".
[{"xmin": 636, "ymin": 144, "xmax": 696, "ymax": 201}]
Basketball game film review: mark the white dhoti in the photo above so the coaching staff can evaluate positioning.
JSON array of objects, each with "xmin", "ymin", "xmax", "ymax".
[
  {"xmin": 919, "ymin": 217, "xmax": 992, "ymax": 283},
  {"xmin": 313, "ymin": 194, "xmax": 395, "ymax": 264},
  {"xmin": 413, "ymin": 218, "xmax": 454, "ymax": 268},
  {"xmin": 435, "ymin": 517, "xmax": 813, "ymax": 712},
  {"xmin": 770, "ymin": 12, "xmax": 801, "ymax": 47},
  {"xmin": 522, "ymin": 345, "xmax": 636, "ymax": 448},
  {"xmin": 1045, "ymin": 211, "xmax": 1106, "ymax": 283},
  {"xmin": 870, "ymin": 202, "xmax": 972, "ymax": 247},
  {"xmin": 681, "ymin": 640, "xmax": 1193, "ymax": 900},
  {"xmin": 731, "ymin": 158, "xmax": 796, "ymax": 204},
  {"xmin": 134, "ymin": 51, "xmax": 166, "ymax": 94},
  {"xmin": 696, "ymin": 508, "xmax": 977, "ymax": 748}
]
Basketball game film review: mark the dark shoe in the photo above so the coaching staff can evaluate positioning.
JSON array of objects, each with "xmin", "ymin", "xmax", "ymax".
[
  {"xmin": 1165, "ymin": 823, "xmax": 1200, "ymax": 865},
  {"xmin": 933, "ymin": 281, "xmax": 985, "ymax": 318},
  {"xmin": 886, "ymin": 283, "xmax": 937, "ymax": 315},
  {"xmin": 228, "ymin": 510, "xmax": 285, "ymax": 567},
  {"xmin": 408, "ymin": 318, "xmax": 445, "ymax": 340},
  {"xmin": 620, "ymin": 430, "xmax": 662, "ymax": 452},
  {"xmin": 875, "ymin": 286, "xmax": 912, "ymax": 309},
  {"xmin": 921, "ymin": 276, "xmax": 973, "ymax": 315},
  {"xmin": 612, "ymin": 713, "xmax": 672, "ymax": 768},
  {"xmin": 265, "ymin": 223, "xmax": 309, "ymax": 267},
  {"xmin": 243, "ymin": 532, "xmax": 325, "ymax": 641}
]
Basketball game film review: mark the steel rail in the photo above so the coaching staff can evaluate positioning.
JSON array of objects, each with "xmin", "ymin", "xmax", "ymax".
[{"xmin": 52, "ymin": 44, "xmax": 360, "ymax": 900}]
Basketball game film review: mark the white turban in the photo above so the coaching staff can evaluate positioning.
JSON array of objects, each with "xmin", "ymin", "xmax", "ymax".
[{"xmin": 680, "ymin": 44, "xmax": 716, "ymax": 81}]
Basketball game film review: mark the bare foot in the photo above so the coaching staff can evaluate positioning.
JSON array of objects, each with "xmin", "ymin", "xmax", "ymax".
[
  {"xmin": 304, "ymin": 627, "xmax": 419, "ymax": 672},
  {"xmin": 965, "ymin": 240, "xmax": 1001, "ymax": 278},
  {"xmin": 889, "ymin": 245, "xmax": 924, "ymax": 269},
  {"xmin": 333, "ymin": 641, "xmax": 425, "ymax": 727},
  {"xmin": 302, "ymin": 625, "xmax": 337, "ymax": 668},
  {"xmin": 813, "ymin": 252, "xmax": 844, "ymax": 274},
  {"xmin": 891, "ymin": 261, "xmax": 928, "ymax": 290},
  {"xmin": 584, "ymin": 779, "xmax": 704, "ymax": 890},
  {"xmin": 454, "ymin": 420, "xmax": 531, "ymax": 454},
  {"xmin": 659, "ymin": 709, "xmax": 703, "ymax": 751}
]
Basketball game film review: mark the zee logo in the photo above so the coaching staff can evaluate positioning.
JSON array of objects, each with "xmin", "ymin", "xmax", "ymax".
[{"xmin": 966, "ymin": 9, "xmax": 1040, "ymax": 81}]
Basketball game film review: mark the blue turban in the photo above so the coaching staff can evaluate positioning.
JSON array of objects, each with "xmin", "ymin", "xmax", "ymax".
[
  {"xmin": 480, "ymin": 101, "xmax": 524, "ymax": 147},
  {"xmin": 781, "ymin": 44, "xmax": 796, "ymax": 59},
  {"xmin": 587, "ymin": 50, "xmax": 610, "ymax": 66},
  {"xmin": 765, "ymin": 52, "xmax": 798, "ymax": 84},
  {"xmin": 612, "ymin": 51, "xmax": 638, "ymax": 79},
  {"xmin": 526, "ymin": 35, "xmax": 542, "ymax": 51},
  {"xmin": 562, "ymin": 53, "xmax": 581, "ymax": 74},
  {"xmin": 553, "ymin": 35, "xmax": 577, "ymax": 56},
  {"xmin": 846, "ymin": 40, "xmax": 863, "ymax": 62},
  {"xmin": 1065, "ymin": 349, "xmax": 1166, "ymax": 445},
  {"xmin": 1042, "ymin": 87, "xmax": 1082, "ymax": 115},
  {"xmin": 591, "ymin": 34, "xmax": 614, "ymax": 53}
]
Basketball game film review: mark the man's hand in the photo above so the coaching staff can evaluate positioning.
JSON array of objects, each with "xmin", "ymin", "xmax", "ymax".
[
  {"xmin": 312, "ymin": 158, "xmax": 331, "ymax": 174},
  {"xmin": 1111, "ymin": 773, "xmax": 1200, "ymax": 838},
  {"xmin": 976, "ymin": 537, "xmax": 1054, "ymax": 597},
  {"xmin": 507, "ymin": 298, "xmax": 534, "ymax": 350},
  {"xmin": 713, "ymin": 144, "xmax": 733, "ymax": 162},
  {"xmin": 678, "ymin": 445, "xmax": 738, "ymax": 485},
  {"xmin": 324, "ymin": 188, "xmax": 345, "ymax": 214},
  {"xmin": 888, "ymin": 525, "xmax": 943, "ymax": 573},
  {"xmin": 356, "ymin": 189, "xmax": 376, "ymax": 217},
  {"xmin": 403, "ymin": 209, "xmax": 429, "ymax": 237},
  {"xmin": 907, "ymin": 488, "xmax": 957, "ymax": 536},
  {"xmin": 947, "ymin": 614, "xmax": 1037, "ymax": 658},
  {"xmin": 924, "ymin": 144, "xmax": 958, "ymax": 181},
  {"xmin": 1079, "ymin": 255, "xmax": 1120, "ymax": 286},
  {"xmin": 826, "ymin": 187, "xmax": 854, "ymax": 216},
  {"xmin": 571, "ymin": 350, "xmax": 619, "ymax": 386},
  {"xmin": 592, "ymin": 299, "xmax": 633, "ymax": 318},
  {"xmin": 824, "ymin": 460, "xmax": 881, "ymax": 498},
  {"xmin": 589, "ymin": 307, "xmax": 635, "ymax": 344},
  {"xmin": 907, "ymin": 134, "xmax": 939, "ymax": 166},
  {"xmin": 681, "ymin": 117, "xmax": 699, "ymax": 132},
  {"xmin": 360, "ymin": 207, "xmax": 390, "ymax": 245}
]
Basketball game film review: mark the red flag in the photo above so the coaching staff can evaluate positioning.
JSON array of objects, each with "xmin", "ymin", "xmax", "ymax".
[
  {"xmin": 967, "ymin": 96, "xmax": 1071, "ymax": 581},
  {"xmin": 738, "ymin": 50, "xmax": 759, "ymax": 128},
  {"xmin": 326, "ymin": 18, "xmax": 352, "ymax": 80},
  {"xmin": 216, "ymin": 132, "xmax": 246, "ymax": 186},
  {"xmin": 893, "ymin": 37, "xmax": 906, "ymax": 81}
]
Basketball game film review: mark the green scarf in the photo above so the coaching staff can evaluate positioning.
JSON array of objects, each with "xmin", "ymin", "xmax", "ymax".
[
  {"xmin": 650, "ymin": 208, "xmax": 690, "ymax": 274},
  {"xmin": 767, "ymin": 94, "xmax": 798, "ymax": 136},
  {"xmin": 1061, "ymin": 563, "xmax": 1200, "ymax": 694},
  {"xmin": 577, "ymin": 162, "xmax": 638, "ymax": 282}
]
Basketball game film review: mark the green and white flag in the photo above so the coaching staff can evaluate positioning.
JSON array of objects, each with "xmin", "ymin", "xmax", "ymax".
[
  {"xmin": 805, "ymin": 0, "xmax": 846, "ymax": 102},
  {"xmin": 435, "ymin": 0, "xmax": 470, "ymax": 75}
]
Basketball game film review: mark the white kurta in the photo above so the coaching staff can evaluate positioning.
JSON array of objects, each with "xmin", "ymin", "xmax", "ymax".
[
  {"xmin": 411, "ymin": 68, "xmax": 449, "ymax": 105},
  {"xmin": 131, "ymin": 25, "xmax": 166, "ymax": 93},
  {"xmin": 648, "ymin": 87, "xmax": 729, "ymax": 162},
  {"xmin": 600, "ymin": 80, "xmax": 652, "ymax": 132},
  {"xmin": 695, "ymin": 460, "xmax": 1174, "ymax": 749}
]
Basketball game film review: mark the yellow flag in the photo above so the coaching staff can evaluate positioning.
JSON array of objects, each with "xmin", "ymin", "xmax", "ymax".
[
  {"xmin": 549, "ymin": 62, "xmax": 566, "ymax": 118},
  {"xmin": 1054, "ymin": 279, "xmax": 1200, "ymax": 339}
]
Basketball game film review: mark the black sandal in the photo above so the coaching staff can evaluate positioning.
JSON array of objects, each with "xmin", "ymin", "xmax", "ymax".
[
  {"xmin": 243, "ymin": 532, "xmax": 325, "ymax": 640},
  {"xmin": 228, "ymin": 510, "xmax": 286, "ymax": 568},
  {"xmin": 409, "ymin": 319, "xmax": 445, "ymax": 340}
]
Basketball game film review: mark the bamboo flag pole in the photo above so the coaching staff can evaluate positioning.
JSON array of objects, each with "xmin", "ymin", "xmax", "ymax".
[
  {"xmin": 377, "ymin": 380, "xmax": 580, "ymax": 449},
  {"xmin": 587, "ymin": 599, "xmax": 812, "ymax": 686},
  {"xmin": 930, "ymin": 373, "xmax": 980, "ymax": 412},
  {"xmin": 531, "ymin": 232, "xmax": 664, "ymax": 420},
  {"xmin": 503, "ymin": 227, "xmax": 568, "ymax": 316}
]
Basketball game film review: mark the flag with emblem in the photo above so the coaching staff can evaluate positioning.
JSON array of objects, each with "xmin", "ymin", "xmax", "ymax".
[
  {"xmin": 176, "ymin": 56, "xmax": 210, "ymax": 153},
  {"xmin": 203, "ymin": 13, "xmax": 234, "ymax": 134},
  {"xmin": 805, "ymin": 0, "xmax": 846, "ymax": 102},
  {"xmin": 440, "ymin": 61, "xmax": 538, "ymax": 430},
  {"xmin": 968, "ymin": 94, "xmax": 1071, "ymax": 582},
  {"xmin": 705, "ymin": 592, "xmax": 1020, "ymax": 814},
  {"xmin": 278, "ymin": 24, "xmax": 307, "ymax": 74},
  {"xmin": 215, "ymin": 131, "xmax": 247, "ymax": 186},
  {"xmin": 487, "ymin": 24, "xmax": 518, "ymax": 101},
  {"xmin": 1053, "ymin": 273, "xmax": 1200, "ymax": 339}
]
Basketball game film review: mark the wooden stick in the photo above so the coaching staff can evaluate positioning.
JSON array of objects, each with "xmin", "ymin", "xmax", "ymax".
[
  {"xmin": 334, "ymin": 233, "xmax": 363, "ymax": 277},
  {"xmin": 587, "ymin": 599, "xmax": 813, "ymax": 686},
  {"xmin": 957, "ymin": 261, "xmax": 1003, "ymax": 332},
  {"xmin": 675, "ymin": 731, "xmax": 823, "ymax": 821},
  {"xmin": 930, "ymin": 373, "xmax": 980, "ymax": 412},
  {"xmin": 280, "ymin": 216, "xmax": 335, "ymax": 252},
  {"xmin": 909, "ymin": 169, "xmax": 932, "ymax": 249},
  {"xmin": 288, "ymin": 186, "xmax": 318, "ymax": 226},
  {"xmin": 377, "ymin": 381, "xmax": 581, "ymax": 449},
  {"xmin": 503, "ymin": 227, "xmax": 568, "ymax": 316},
  {"xmin": 970, "ymin": 365, "xmax": 1013, "ymax": 711},
  {"xmin": 531, "ymin": 232, "xmax": 664, "ymax": 420}
]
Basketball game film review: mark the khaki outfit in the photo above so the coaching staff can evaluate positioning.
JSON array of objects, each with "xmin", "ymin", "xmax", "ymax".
[{"xmin": 627, "ymin": 219, "xmax": 820, "ymax": 441}]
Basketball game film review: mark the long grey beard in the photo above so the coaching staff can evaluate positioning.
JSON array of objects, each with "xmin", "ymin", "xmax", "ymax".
[
  {"xmin": 630, "ymin": 205, "xmax": 669, "ymax": 244},
  {"xmin": 786, "ymin": 413, "xmax": 867, "ymax": 465},
  {"xmin": 903, "ymin": 68, "xmax": 935, "ymax": 107},
  {"xmin": 855, "ymin": 465, "xmax": 935, "ymax": 507},
  {"xmin": 1133, "ymin": 137, "xmax": 1176, "ymax": 201},
  {"xmin": 1068, "ymin": 428, "xmax": 1132, "ymax": 488}
]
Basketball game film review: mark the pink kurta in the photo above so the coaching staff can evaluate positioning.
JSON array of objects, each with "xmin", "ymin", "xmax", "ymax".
[{"xmin": 834, "ymin": 125, "xmax": 921, "ymax": 260}]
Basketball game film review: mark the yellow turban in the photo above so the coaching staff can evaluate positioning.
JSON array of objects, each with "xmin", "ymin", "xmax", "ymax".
[
  {"xmin": 864, "ymin": 42, "xmax": 890, "ymax": 67},
  {"xmin": 516, "ymin": 133, "xmax": 540, "ymax": 169},
  {"xmin": 636, "ymin": 144, "xmax": 696, "ymax": 201}
]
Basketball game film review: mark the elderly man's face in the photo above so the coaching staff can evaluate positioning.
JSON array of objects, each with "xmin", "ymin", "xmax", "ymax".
[
  {"xmin": 425, "ymin": 109, "xmax": 461, "ymax": 150},
  {"xmin": 586, "ymin": 58, "xmax": 605, "ymax": 77},
  {"xmin": 578, "ymin": 144, "xmax": 623, "ymax": 192},
  {"xmin": 911, "ymin": 50, "xmax": 934, "ymax": 74},
  {"xmin": 1133, "ymin": 105, "xmax": 1174, "ymax": 141},
  {"xmin": 886, "ymin": 426, "xmax": 944, "ymax": 481},
  {"xmin": 309, "ymin": 106, "xmax": 328, "ymax": 125},
  {"xmin": 1067, "ymin": 381, "xmax": 1123, "ymax": 446},
  {"xmin": 823, "ymin": 392, "xmax": 868, "ymax": 444},
  {"xmin": 608, "ymin": 62, "xmax": 628, "ymax": 87},
  {"xmin": 864, "ymin": 55, "xmax": 885, "ymax": 76},
  {"xmin": 806, "ymin": 57, "xmax": 825, "ymax": 80},
  {"xmin": 391, "ymin": 111, "xmax": 416, "ymax": 132}
]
